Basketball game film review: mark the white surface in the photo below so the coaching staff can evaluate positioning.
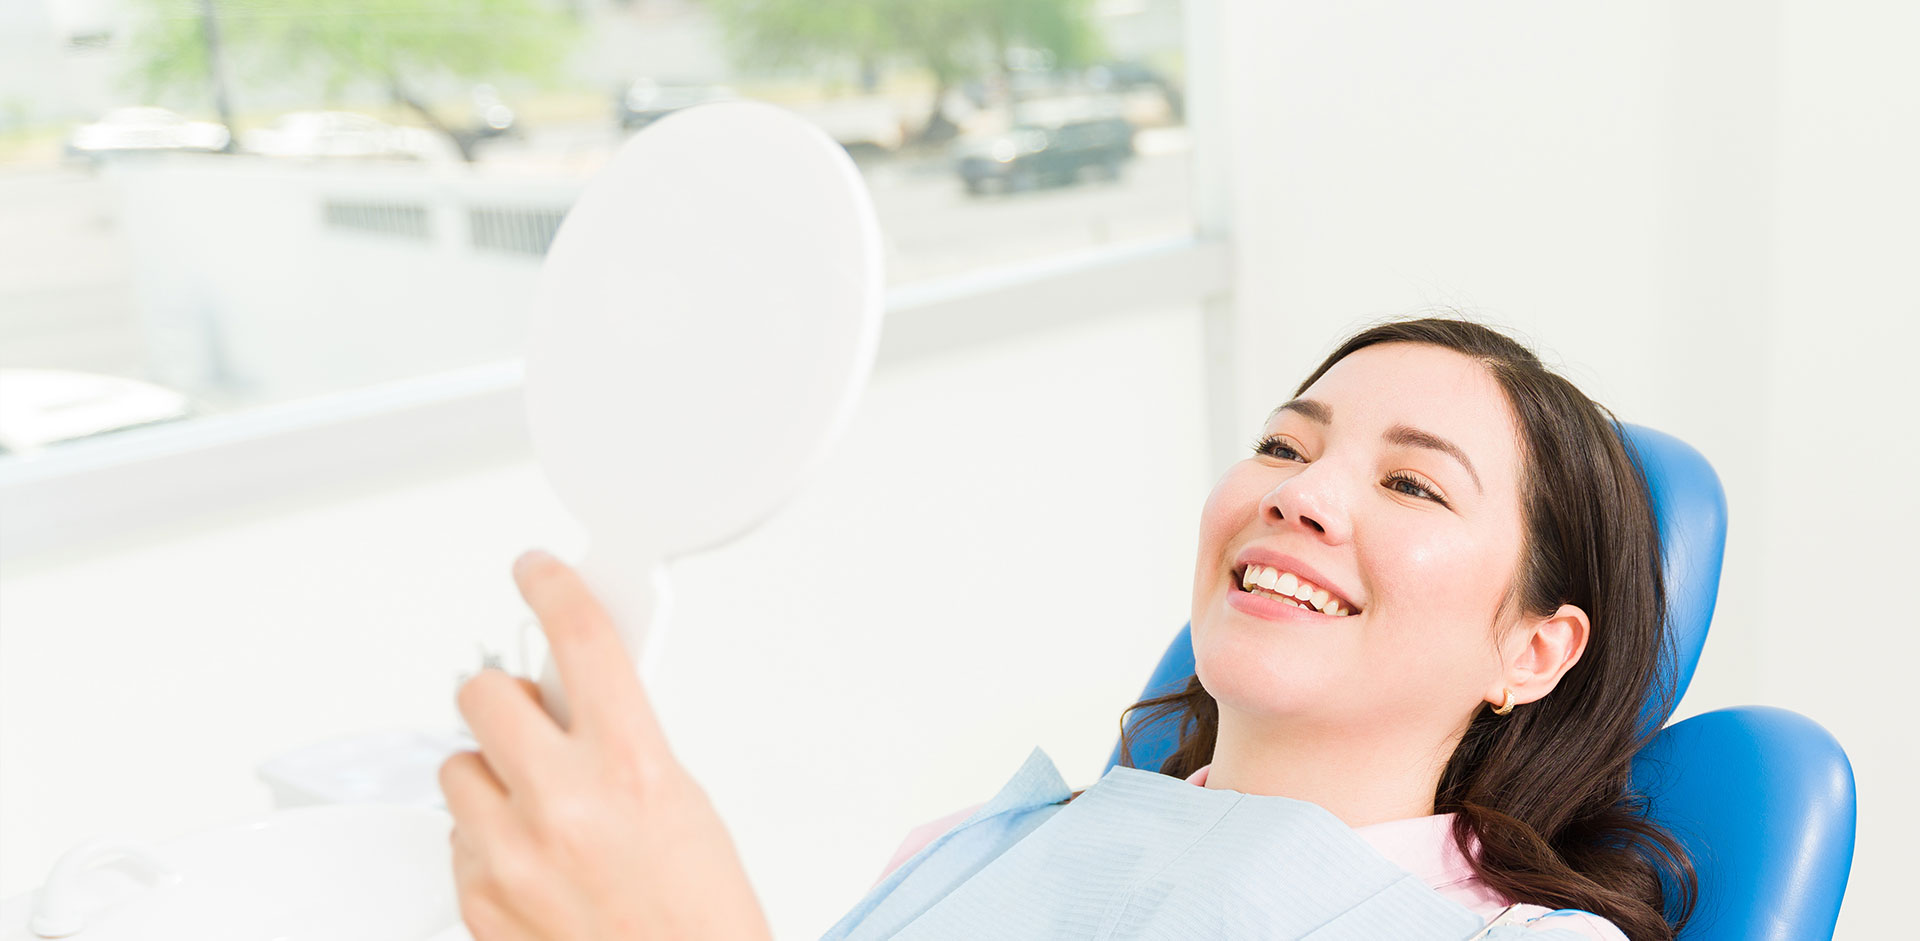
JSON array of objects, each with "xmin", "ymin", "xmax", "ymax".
[
  {"xmin": 0, "ymin": 804, "xmax": 456, "ymax": 941},
  {"xmin": 256, "ymin": 729, "xmax": 473, "ymax": 810},
  {"xmin": 0, "ymin": 370, "xmax": 192, "ymax": 453},
  {"xmin": 523, "ymin": 103, "xmax": 884, "ymax": 724},
  {"xmin": 1211, "ymin": 0, "xmax": 1918, "ymax": 932}
]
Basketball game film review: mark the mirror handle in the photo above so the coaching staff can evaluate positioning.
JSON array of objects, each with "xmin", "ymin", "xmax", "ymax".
[{"xmin": 535, "ymin": 551, "xmax": 671, "ymax": 731}]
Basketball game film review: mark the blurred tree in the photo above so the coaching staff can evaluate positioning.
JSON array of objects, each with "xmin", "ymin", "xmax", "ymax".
[
  {"xmin": 706, "ymin": 0, "xmax": 1102, "ymax": 144},
  {"xmin": 127, "ymin": 0, "xmax": 576, "ymax": 161}
]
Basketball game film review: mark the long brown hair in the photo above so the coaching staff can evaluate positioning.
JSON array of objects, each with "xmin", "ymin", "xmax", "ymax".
[{"xmin": 1095, "ymin": 317, "xmax": 1698, "ymax": 939}]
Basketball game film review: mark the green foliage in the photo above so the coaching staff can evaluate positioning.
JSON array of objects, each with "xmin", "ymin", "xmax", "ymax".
[
  {"xmin": 128, "ymin": 0, "xmax": 576, "ymax": 104},
  {"xmin": 705, "ymin": 0, "xmax": 1103, "ymax": 85}
]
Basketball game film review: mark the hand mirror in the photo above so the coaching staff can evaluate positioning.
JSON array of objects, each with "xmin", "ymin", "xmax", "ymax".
[{"xmin": 523, "ymin": 101, "xmax": 885, "ymax": 728}]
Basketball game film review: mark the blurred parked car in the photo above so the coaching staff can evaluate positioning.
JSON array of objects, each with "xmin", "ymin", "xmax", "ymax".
[
  {"xmin": 242, "ymin": 111, "xmax": 451, "ymax": 161},
  {"xmin": 64, "ymin": 107, "xmax": 230, "ymax": 164},
  {"xmin": 615, "ymin": 79, "xmax": 736, "ymax": 132},
  {"xmin": 953, "ymin": 115, "xmax": 1135, "ymax": 196},
  {"xmin": 0, "ymin": 370, "xmax": 195, "ymax": 456}
]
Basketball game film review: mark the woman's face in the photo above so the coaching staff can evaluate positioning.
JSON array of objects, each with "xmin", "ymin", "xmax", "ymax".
[{"xmin": 1190, "ymin": 341, "xmax": 1533, "ymax": 734}]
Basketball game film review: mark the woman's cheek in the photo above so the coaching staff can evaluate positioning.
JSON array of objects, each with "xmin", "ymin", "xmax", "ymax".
[
  {"xmin": 1195, "ymin": 476, "xmax": 1248, "ymax": 544},
  {"xmin": 1364, "ymin": 531, "xmax": 1506, "ymax": 668},
  {"xmin": 1370, "ymin": 525, "xmax": 1488, "ymax": 606},
  {"xmin": 1191, "ymin": 476, "xmax": 1256, "ymax": 596}
]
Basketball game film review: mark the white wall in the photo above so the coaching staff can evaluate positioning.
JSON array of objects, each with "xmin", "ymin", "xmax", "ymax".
[
  {"xmin": 1213, "ymin": 0, "xmax": 1917, "ymax": 935},
  {"xmin": 1763, "ymin": 1, "xmax": 1920, "ymax": 931},
  {"xmin": 0, "ymin": 303, "xmax": 1213, "ymax": 938}
]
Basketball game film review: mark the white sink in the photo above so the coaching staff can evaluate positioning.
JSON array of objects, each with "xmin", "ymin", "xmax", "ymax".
[{"xmin": 0, "ymin": 804, "xmax": 461, "ymax": 940}]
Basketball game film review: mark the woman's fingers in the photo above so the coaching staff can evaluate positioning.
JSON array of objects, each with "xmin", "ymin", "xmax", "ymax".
[
  {"xmin": 440, "ymin": 750, "xmax": 506, "ymax": 820},
  {"xmin": 512, "ymin": 550, "xmax": 670, "ymax": 757},
  {"xmin": 456, "ymin": 669, "xmax": 561, "ymax": 797},
  {"xmin": 449, "ymin": 820, "xmax": 543, "ymax": 941},
  {"xmin": 439, "ymin": 554, "xmax": 772, "ymax": 940}
]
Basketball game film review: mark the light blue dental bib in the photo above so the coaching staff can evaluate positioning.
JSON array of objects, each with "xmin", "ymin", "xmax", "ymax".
[{"xmin": 823, "ymin": 748, "xmax": 1587, "ymax": 941}]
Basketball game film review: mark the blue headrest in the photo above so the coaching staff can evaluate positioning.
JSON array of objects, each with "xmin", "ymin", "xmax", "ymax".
[{"xmin": 1620, "ymin": 424, "xmax": 1725, "ymax": 736}]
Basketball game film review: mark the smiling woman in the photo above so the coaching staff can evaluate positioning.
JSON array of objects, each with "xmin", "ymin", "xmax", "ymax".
[
  {"xmin": 1111, "ymin": 318, "xmax": 1700, "ymax": 939},
  {"xmin": 840, "ymin": 320, "xmax": 1697, "ymax": 937},
  {"xmin": 851, "ymin": 318, "xmax": 1699, "ymax": 941}
]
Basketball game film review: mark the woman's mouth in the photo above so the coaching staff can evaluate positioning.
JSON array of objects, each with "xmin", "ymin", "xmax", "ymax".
[{"xmin": 1232, "ymin": 563, "xmax": 1359, "ymax": 617}]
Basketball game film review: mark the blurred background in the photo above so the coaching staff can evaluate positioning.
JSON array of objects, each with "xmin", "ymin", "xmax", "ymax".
[{"xmin": 0, "ymin": 0, "xmax": 1913, "ymax": 937}]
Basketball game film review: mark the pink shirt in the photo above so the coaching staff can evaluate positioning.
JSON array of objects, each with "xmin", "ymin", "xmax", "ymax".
[{"xmin": 875, "ymin": 764, "xmax": 1628, "ymax": 940}]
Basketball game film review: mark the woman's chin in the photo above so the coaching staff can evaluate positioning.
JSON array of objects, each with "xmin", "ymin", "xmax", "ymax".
[{"xmin": 1195, "ymin": 637, "xmax": 1340, "ymax": 705}]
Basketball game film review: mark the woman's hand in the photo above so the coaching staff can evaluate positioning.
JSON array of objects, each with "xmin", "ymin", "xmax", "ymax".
[{"xmin": 440, "ymin": 550, "xmax": 772, "ymax": 941}]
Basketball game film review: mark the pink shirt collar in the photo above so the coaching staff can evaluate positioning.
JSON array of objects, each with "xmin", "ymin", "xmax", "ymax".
[{"xmin": 1183, "ymin": 764, "xmax": 1488, "ymax": 894}]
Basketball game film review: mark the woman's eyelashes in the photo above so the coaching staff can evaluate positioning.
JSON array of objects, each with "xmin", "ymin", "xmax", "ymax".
[
  {"xmin": 1251, "ymin": 433, "xmax": 1304, "ymax": 461},
  {"xmin": 1384, "ymin": 470, "xmax": 1449, "ymax": 506},
  {"xmin": 1250, "ymin": 433, "xmax": 1451, "ymax": 507}
]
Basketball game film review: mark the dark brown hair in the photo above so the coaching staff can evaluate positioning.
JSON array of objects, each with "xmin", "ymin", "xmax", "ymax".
[{"xmin": 1094, "ymin": 317, "xmax": 1698, "ymax": 939}]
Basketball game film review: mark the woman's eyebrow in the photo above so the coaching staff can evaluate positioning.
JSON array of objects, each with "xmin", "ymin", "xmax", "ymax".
[
  {"xmin": 1268, "ymin": 398, "xmax": 1332, "ymax": 425},
  {"xmin": 1267, "ymin": 399, "xmax": 1483, "ymax": 493},
  {"xmin": 1384, "ymin": 424, "xmax": 1482, "ymax": 493}
]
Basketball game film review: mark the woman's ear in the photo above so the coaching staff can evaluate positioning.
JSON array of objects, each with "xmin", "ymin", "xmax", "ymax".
[{"xmin": 1492, "ymin": 603, "xmax": 1591, "ymax": 707}]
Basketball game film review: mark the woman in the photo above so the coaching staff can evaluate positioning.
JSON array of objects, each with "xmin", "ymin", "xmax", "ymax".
[{"xmin": 442, "ymin": 317, "xmax": 1697, "ymax": 940}]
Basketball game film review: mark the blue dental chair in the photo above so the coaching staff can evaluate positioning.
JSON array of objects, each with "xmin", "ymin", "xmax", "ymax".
[{"xmin": 1104, "ymin": 425, "xmax": 1857, "ymax": 941}]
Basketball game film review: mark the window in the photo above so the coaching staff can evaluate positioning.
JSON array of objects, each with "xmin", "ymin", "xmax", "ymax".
[
  {"xmin": 1, "ymin": 0, "xmax": 1197, "ymax": 429},
  {"xmin": 0, "ymin": 0, "xmax": 1229, "ymax": 556}
]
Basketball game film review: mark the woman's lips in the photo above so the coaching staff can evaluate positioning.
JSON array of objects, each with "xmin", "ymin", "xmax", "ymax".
[{"xmin": 1225, "ymin": 578, "xmax": 1351, "ymax": 622}]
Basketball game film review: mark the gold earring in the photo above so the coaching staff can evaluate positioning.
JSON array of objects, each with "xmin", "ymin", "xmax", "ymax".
[{"xmin": 1492, "ymin": 688, "xmax": 1516, "ymax": 715}]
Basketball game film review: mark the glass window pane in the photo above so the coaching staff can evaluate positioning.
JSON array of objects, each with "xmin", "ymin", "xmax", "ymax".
[{"xmin": 0, "ymin": 0, "xmax": 1193, "ymax": 449}]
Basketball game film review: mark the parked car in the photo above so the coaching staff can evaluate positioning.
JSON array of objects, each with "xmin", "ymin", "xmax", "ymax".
[
  {"xmin": 952, "ymin": 116, "xmax": 1135, "ymax": 195},
  {"xmin": 242, "ymin": 111, "xmax": 451, "ymax": 162},
  {"xmin": 64, "ymin": 107, "xmax": 230, "ymax": 164},
  {"xmin": 615, "ymin": 79, "xmax": 735, "ymax": 132},
  {"xmin": 0, "ymin": 370, "xmax": 195, "ymax": 456}
]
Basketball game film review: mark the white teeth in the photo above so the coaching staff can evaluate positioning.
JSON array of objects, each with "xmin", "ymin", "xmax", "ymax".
[
  {"xmin": 1237, "ymin": 563, "xmax": 1358, "ymax": 616},
  {"xmin": 1251, "ymin": 589, "xmax": 1308, "ymax": 608}
]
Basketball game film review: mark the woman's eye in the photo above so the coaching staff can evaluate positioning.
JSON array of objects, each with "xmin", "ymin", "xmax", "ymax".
[
  {"xmin": 1252, "ymin": 435, "xmax": 1303, "ymax": 461},
  {"xmin": 1385, "ymin": 471, "xmax": 1448, "ymax": 505}
]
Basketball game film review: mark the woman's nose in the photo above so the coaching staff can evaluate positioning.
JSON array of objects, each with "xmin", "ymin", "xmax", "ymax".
[{"xmin": 1259, "ymin": 465, "xmax": 1353, "ymax": 543}]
